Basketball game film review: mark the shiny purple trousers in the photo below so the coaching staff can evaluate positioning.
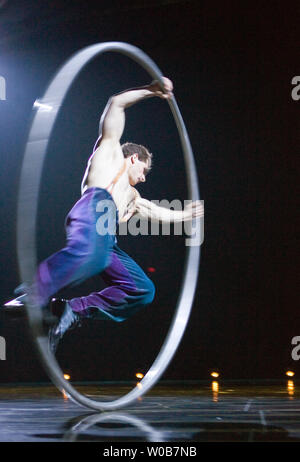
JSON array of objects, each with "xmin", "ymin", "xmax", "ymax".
[{"xmin": 34, "ymin": 188, "xmax": 155, "ymax": 321}]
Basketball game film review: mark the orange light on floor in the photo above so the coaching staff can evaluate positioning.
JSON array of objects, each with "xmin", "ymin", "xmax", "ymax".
[
  {"xmin": 211, "ymin": 381, "xmax": 219, "ymax": 402},
  {"xmin": 287, "ymin": 380, "xmax": 295, "ymax": 397},
  {"xmin": 286, "ymin": 371, "xmax": 295, "ymax": 377},
  {"xmin": 212, "ymin": 381, "xmax": 219, "ymax": 392},
  {"xmin": 64, "ymin": 374, "xmax": 71, "ymax": 380},
  {"xmin": 211, "ymin": 371, "xmax": 219, "ymax": 378},
  {"xmin": 136, "ymin": 372, "xmax": 144, "ymax": 379}
]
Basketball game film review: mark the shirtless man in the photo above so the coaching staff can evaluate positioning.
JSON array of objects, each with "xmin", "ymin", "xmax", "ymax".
[{"xmin": 5, "ymin": 77, "xmax": 203, "ymax": 353}]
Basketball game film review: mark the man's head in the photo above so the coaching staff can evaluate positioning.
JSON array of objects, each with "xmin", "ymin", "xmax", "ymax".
[{"xmin": 122, "ymin": 142, "xmax": 152, "ymax": 186}]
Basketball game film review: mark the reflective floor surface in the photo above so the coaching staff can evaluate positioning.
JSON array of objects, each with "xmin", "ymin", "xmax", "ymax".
[{"xmin": 0, "ymin": 381, "xmax": 299, "ymax": 442}]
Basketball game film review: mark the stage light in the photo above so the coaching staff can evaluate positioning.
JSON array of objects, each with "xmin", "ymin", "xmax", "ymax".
[
  {"xmin": 136, "ymin": 382, "xmax": 143, "ymax": 389},
  {"xmin": 286, "ymin": 371, "xmax": 295, "ymax": 377},
  {"xmin": 136, "ymin": 372, "xmax": 144, "ymax": 379},
  {"xmin": 64, "ymin": 374, "xmax": 71, "ymax": 380},
  {"xmin": 147, "ymin": 267, "xmax": 156, "ymax": 273},
  {"xmin": 211, "ymin": 371, "xmax": 219, "ymax": 378}
]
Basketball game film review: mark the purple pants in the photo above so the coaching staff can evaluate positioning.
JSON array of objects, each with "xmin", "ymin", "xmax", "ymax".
[{"xmin": 34, "ymin": 188, "xmax": 155, "ymax": 322}]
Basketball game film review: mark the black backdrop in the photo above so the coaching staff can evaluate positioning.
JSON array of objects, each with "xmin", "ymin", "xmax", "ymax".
[{"xmin": 0, "ymin": 0, "xmax": 299, "ymax": 383}]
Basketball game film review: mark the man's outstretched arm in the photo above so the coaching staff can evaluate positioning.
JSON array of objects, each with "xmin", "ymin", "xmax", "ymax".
[
  {"xmin": 134, "ymin": 195, "xmax": 204, "ymax": 223},
  {"xmin": 99, "ymin": 78, "xmax": 173, "ymax": 144}
]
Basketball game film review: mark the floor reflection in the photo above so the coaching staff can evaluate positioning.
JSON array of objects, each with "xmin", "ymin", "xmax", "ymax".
[
  {"xmin": 63, "ymin": 412, "xmax": 167, "ymax": 442},
  {"xmin": 0, "ymin": 381, "xmax": 299, "ymax": 442}
]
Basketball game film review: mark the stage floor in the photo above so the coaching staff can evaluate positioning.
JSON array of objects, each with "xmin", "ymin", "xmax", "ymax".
[{"xmin": 0, "ymin": 381, "xmax": 299, "ymax": 442}]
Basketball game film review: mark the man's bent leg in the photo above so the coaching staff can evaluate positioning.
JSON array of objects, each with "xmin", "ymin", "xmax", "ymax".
[
  {"xmin": 69, "ymin": 244, "xmax": 155, "ymax": 322},
  {"xmin": 32, "ymin": 188, "xmax": 118, "ymax": 309},
  {"xmin": 34, "ymin": 244, "xmax": 111, "ymax": 308}
]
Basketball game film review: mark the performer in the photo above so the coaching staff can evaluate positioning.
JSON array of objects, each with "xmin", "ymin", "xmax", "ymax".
[{"xmin": 5, "ymin": 77, "xmax": 203, "ymax": 353}]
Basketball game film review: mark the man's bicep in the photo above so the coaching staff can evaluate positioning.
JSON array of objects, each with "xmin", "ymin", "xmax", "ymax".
[{"xmin": 100, "ymin": 97, "xmax": 125, "ymax": 142}]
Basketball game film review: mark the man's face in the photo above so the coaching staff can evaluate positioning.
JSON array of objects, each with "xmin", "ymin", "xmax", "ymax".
[{"xmin": 128, "ymin": 154, "xmax": 150, "ymax": 186}]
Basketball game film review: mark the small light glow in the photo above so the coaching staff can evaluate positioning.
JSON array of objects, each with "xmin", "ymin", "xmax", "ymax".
[
  {"xmin": 287, "ymin": 380, "xmax": 295, "ymax": 396},
  {"xmin": 147, "ymin": 267, "xmax": 156, "ymax": 273},
  {"xmin": 212, "ymin": 381, "xmax": 219, "ymax": 392},
  {"xmin": 136, "ymin": 372, "xmax": 144, "ymax": 379},
  {"xmin": 286, "ymin": 371, "xmax": 295, "ymax": 377},
  {"xmin": 211, "ymin": 381, "xmax": 219, "ymax": 402},
  {"xmin": 64, "ymin": 374, "xmax": 71, "ymax": 380},
  {"xmin": 211, "ymin": 371, "xmax": 219, "ymax": 378},
  {"xmin": 33, "ymin": 100, "xmax": 53, "ymax": 111},
  {"xmin": 136, "ymin": 382, "xmax": 143, "ymax": 389}
]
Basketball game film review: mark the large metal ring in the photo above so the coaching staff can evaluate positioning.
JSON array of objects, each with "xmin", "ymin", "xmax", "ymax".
[{"xmin": 17, "ymin": 42, "xmax": 201, "ymax": 411}]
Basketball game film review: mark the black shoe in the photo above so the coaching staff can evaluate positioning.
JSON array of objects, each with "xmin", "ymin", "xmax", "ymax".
[{"xmin": 48, "ymin": 299, "xmax": 80, "ymax": 354}]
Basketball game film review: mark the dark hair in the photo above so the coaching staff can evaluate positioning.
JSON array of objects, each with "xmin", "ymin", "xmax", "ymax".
[{"xmin": 121, "ymin": 142, "xmax": 152, "ymax": 172}]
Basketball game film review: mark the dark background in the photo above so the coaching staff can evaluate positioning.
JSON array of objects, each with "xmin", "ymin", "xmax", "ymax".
[{"xmin": 0, "ymin": 0, "xmax": 299, "ymax": 383}]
